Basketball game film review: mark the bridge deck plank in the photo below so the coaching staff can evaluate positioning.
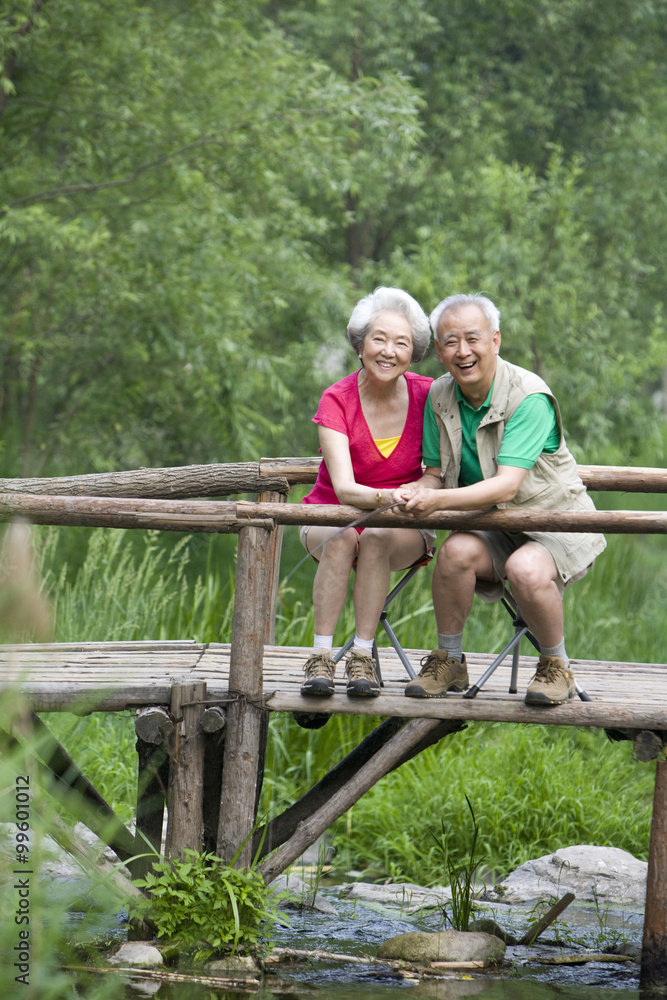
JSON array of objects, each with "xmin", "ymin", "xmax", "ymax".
[{"xmin": 0, "ymin": 640, "xmax": 664, "ymax": 728}]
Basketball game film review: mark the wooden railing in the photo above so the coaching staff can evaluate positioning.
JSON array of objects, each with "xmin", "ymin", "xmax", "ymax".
[{"xmin": 1, "ymin": 456, "xmax": 666, "ymax": 498}]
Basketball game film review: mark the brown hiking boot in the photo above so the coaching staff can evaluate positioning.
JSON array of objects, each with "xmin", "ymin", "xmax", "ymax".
[
  {"xmin": 404, "ymin": 649, "xmax": 469, "ymax": 698},
  {"xmin": 525, "ymin": 655, "xmax": 575, "ymax": 705},
  {"xmin": 300, "ymin": 650, "xmax": 336, "ymax": 697},
  {"xmin": 344, "ymin": 648, "xmax": 381, "ymax": 698}
]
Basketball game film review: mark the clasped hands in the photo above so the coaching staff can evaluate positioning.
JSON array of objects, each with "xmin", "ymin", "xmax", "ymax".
[{"xmin": 390, "ymin": 483, "xmax": 443, "ymax": 517}]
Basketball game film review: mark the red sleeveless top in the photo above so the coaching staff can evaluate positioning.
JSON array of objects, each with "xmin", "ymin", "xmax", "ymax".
[{"xmin": 303, "ymin": 370, "xmax": 432, "ymax": 508}]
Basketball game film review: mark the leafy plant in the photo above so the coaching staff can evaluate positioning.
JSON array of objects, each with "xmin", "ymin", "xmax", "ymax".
[
  {"xmin": 432, "ymin": 796, "xmax": 481, "ymax": 932},
  {"xmin": 129, "ymin": 849, "xmax": 284, "ymax": 961}
]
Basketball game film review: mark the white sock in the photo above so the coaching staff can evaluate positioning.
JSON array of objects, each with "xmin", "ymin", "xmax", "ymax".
[
  {"xmin": 313, "ymin": 634, "xmax": 334, "ymax": 651},
  {"xmin": 541, "ymin": 639, "xmax": 569, "ymax": 665},
  {"xmin": 437, "ymin": 631, "xmax": 464, "ymax": 661},
  {"xmin": 353, "ymin": 635, "xmax": 375, "ymax": 652}
]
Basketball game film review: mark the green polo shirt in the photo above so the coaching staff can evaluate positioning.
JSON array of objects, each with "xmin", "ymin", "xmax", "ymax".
[{"xmin": 422, "ymin": 384, "xmax": 560, "ymax": 486}]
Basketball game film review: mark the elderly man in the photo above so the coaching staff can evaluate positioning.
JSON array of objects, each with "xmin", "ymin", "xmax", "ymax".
[{"xmin": 394, "ymin": 293, "xmax": 606, "ymax": 705}]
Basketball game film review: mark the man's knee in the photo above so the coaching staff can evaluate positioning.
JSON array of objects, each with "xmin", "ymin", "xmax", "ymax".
[
  {"xmin": 505, "ymin": 545, "xmax": 557, "ymax": 592},
  {"xmin": 436, "ymin": 532, "xmax": 490, "ymax": 576}
]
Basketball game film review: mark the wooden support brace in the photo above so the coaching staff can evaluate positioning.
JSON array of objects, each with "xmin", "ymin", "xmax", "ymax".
[
  {"xmin": 217, "ymin": 524, "xmax": 273, "ymax": 866},
  {"xmin": 258, "ymin": 717, "xmax": 447, "ymax": 884},
  {"xmin": 165, "ymin": 679, "xmax": 207, "ymax": 860},
  {"xmin": 253, "ymin": 717, "xmax": 464, "ymax": 859},
  {"xmin": 22, "ymin": 714, "xmax": 136, "ymax": 861},
  {"xmin": 641, "ymin": 757, "xmax": 667, "ymax": 987}
]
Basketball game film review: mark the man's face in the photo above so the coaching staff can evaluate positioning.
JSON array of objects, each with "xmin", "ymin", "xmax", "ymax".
[{"xmin": 434, "ymin": 303, "xmax": 500, "ymax": 406}]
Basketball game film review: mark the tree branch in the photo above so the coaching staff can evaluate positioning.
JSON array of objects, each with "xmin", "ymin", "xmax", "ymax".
[{"xmin": 1, "ymin": 138, "xmax": 227, "ymax": 217}]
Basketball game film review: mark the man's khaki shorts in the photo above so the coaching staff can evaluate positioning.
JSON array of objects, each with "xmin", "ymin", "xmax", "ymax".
[{"xmin": 469, "ymin": 529, "xmax": 591, "ymax": 603}]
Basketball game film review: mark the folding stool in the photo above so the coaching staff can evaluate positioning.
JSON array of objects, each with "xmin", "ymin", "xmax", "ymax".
[
  {"xmin": 333, "ymin": 545, "xmax": 436, "ymax": 685},
  {"xmin": 462, "ymin": 586, "xmax": 591, "ymax": 702}
]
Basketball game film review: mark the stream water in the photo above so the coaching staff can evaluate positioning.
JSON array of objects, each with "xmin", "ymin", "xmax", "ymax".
[{"xmin": 84, "ymin": 880, "xmax": 659, "ymax": 1000}]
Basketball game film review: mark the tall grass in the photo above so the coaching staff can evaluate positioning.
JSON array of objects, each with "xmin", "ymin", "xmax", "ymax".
[
  {"xmin": 23, "ymin": 519, "xmax": 667, "ymax": 888},
  {"xmin": 0, "ymin": 697, "xmax": 125, "ymax": 999}
]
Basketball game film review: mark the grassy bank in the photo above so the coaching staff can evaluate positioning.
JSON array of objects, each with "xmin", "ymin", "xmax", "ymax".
[{"xmin": 33, "ymin": 515, "xmax": 665, "ymax": 885}]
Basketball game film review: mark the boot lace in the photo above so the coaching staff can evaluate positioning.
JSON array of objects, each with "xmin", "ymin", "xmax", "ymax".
[
  {"xmin": 418, "ymin": 652, "xmax": 455, "ymax": 679},
  {"xmin": 533, "ymin": 656, "xmax": 565, "ymax": 684},
  {"xmin": 304, "ymin": 652, "xmax": 335, "ymax": 680},
  {"xmin": 345, "ymin": 651, "xmax": 376, "ymax": 680}
]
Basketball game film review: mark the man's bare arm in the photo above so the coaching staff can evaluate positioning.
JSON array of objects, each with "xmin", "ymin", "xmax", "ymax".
[{"xmin": 394, "ymin": 464, "xmax": 528, "ymax": 516}]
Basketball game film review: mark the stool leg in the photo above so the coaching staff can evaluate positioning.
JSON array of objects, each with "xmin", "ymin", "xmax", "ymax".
[
  {"xmin": 379, "ymin": 615, "xmax": 416, "ymax": 680},
  {"xmin": 464, "ymin": 626, "xmax": 529, "ymax": 699},
  {"xmin": 509, "ymin": 632, "xmax": 521, "ymax": 694},
  {"xmin": 333, "ymin": 635, "xmax": 355, "ymax": 664},
  {"xmin": 371, "ymin": 638, "xmax": 384, "ymax": 687},
  {"xmin": 576, "ymin": 680, "xmax": 592, "ymax": 702}
]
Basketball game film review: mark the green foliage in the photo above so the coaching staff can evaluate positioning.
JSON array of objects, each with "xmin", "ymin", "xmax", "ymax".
[
  {"xmin": 0, "ymin": 1, "xmax": 366, "ymax": 475},
  {"xmin": 40, "ymin": 711, "xmax": 138, "ymax": 827},
  {"xmin": 129, "ymin": 849, "xmax": 283, "ymax": 960},
  {"xmin": 432, "ymin": 796, "xmax": 481, "ymax": 932},
  {"xmin": 2, "ymin": 0, "xmax": 667, "ymax": 476}
]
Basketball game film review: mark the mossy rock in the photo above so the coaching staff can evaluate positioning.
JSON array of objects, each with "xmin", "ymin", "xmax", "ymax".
[{"xmin": 377, "ymin": 929, "xmax": 506, "ymax": 965}]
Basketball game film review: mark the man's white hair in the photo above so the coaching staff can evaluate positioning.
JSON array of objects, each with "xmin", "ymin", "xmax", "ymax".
[{"xmin": 430, "ymin": 294, "xmax": 500, "ymax": 343}]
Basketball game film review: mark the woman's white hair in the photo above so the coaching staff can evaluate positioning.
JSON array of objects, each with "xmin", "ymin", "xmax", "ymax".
[
  {"xmin": 430, "ymin": 293, "xmax": 500, "ymax": 343},
  {"xmin": 347, "ymin": 287, "xmax": 431, "ymax": 362}
]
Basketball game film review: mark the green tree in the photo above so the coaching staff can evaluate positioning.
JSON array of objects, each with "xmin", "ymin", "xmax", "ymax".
[{"xmin": 0, "ymin": 1, "xmax": 365, "ymax": 474}]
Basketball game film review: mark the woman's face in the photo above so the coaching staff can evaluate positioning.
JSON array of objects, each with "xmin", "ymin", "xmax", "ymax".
[{"xmin": 359, "ymin": 310, "xmax": 413, "ymax": 383}]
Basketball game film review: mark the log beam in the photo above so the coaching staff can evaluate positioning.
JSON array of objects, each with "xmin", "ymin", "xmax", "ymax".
[
  {"xmin": 258, "ymin": 717, "xmax": 448, "ymax": 884},
  {"xmin": 132, "ymin": 708, "xmax": 172, "ymax": 884},
  {"xmin": 1, "ymin": 492, "xmax": 667, "ymax": 534},
  {"xmin": 0, "ymin": 459, "xmax": 665, "ymax": 501},
  {"xmin": 258, "ymin": 458, "xmax": 667, "ymax": 493},
  {"xmin": 0, "ymin": 463, "xmax": 290, "ymax": 498},
  {"xmin": 253, "ymin": 717, "xmax": 464, "ymax": 858}
]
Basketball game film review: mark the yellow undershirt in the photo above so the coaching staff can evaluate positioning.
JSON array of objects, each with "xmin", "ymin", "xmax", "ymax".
[{"xmin": 374, "ymin": 435, "xmax": 400, "ymax": 458}]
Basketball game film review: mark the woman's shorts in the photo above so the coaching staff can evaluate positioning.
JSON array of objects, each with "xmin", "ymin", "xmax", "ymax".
[{"xmin": 299, "ymin": 523, "xmax": 436, "ymax": 563}]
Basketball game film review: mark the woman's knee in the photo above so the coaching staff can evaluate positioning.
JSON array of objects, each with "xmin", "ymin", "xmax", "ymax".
[
  {"xmin": 357, "ymin": 527, "xmax": 392, "ymax": 561},
  {"xmin": 318, "ymin": 528, "xmax": 358, "ymax": 564}
]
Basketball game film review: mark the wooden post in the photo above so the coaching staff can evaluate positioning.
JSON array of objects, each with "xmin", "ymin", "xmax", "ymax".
[
  {"xmin": 165, "ymin": 679, "xmax": 207, "ymax": 860},
  {"xmin": 257, "ymin": 490, "xmax": 285, "ymax": 646},
  {"xmin": 132, "ymin": 708, "xmax": 172, "ymax": 880},
  {"xmin": 202, "ymin": 729, "xmax": 226, "ymax": 854},
  {"xmin": 216, "ymin": 523, "xmax": 273, "ymax": 866},
  {"xmin": 641, "ymin": 757, "xmax": 667, "ymax": 986}
]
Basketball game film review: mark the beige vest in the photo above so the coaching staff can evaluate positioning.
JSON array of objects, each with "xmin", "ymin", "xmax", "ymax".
[{"xmin": 429, "ymin": 357, "xmax": 606, "ymax": 581}]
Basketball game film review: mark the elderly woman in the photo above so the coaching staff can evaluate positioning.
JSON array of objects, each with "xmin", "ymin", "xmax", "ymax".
[{"xmin": 300, "ymin": 287, "xmax": 434, "ymax": 698}]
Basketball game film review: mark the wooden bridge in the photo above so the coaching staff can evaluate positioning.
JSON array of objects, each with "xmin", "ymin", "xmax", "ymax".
[{"xmin": 1, "ymin": 457, "xmax": 667, "ymax": 984}]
